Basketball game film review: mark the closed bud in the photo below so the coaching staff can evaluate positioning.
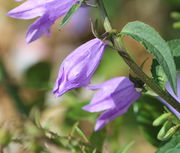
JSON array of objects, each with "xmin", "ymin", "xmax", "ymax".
[
  {"xmin": 53, "ymin": 38, "xmax": 106, "ymax": 97},
  {"xmin": 157, "ymin": 121, "xmax": 173, "ymax": 141},
  {"xmin": 162, "ymin": 125, "xmax": 180, "ymax": 141},
  {"xmin": 153, "ymin": 113, "xmax": 171, "ymax": 126}
]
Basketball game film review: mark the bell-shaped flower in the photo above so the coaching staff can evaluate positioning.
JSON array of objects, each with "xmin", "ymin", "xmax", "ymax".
[
  {"xmin": 7, "ymin": 0, "xmax": 78, "ymax": 43},
  {"xmin": 82, "ymin": 77, "xmax": 141, "ymax": 131},
  {"xmin": 159, "ymin": 73, "xmax": 180, "ymax": 119},
  {"xmin": 53, "ymin": 38, "xmax": 106, "ymax": 97}
]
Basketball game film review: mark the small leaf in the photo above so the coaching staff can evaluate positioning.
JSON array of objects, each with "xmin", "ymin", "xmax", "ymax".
[
  {"xmin": 71, "ymin": 122, "xmax": 89, "ymax": 142},
  {"xmin": 120, "ymin": 21, "xmax": 177, "ymax": 94},
  {"xmin": 75, "ymin": 126, "xmax": 89, "ymax": 143},
  {"xmin": 59, "ymin": 2, "xmax": 82, "ymax": 29},
  {"xmin": 151, "ymin": 59, "xmax": 167, "ymax": 86}
]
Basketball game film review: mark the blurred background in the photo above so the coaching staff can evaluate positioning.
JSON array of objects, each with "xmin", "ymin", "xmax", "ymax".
[{"xmin": 0, "ymin": 0, "xmax": 180, "ymax": 153}]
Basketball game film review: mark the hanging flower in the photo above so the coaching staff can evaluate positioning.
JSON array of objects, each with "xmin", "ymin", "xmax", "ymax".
[
  {"xmin": 7, "ymin": 0, "xmax": 78, "ymax": 43},
  {"xmin": 82, "ymin": 77, "xmax": 141, "ymax": 131},
  {"xmin": 53, "ymin": 38, "xmax": 106, "ymax": 97},
  {"xmin": 159, "ymin": 73, "xmax": 180, "ymax": 119}
]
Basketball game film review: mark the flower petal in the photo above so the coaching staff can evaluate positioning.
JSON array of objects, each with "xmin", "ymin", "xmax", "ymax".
[
  {"xmin": 83, "ymin": 77, "xmax": 141, "ymax": 131},
  {"xmin": 26, "ymin": 13, "xmax": 54, "ymax": 43}
]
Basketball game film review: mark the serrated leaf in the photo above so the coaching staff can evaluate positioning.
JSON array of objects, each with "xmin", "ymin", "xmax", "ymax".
[
  {"xmin": 120, "ymin": 21, "xmax": 177, "ymax": 94},
  {"xmin": 168, "ymin": 39, "xmax": 180, "ymax": 70},
  {"xmin": 59, "ymin": 2, "xmax": 81, "ymax": 29},
  {"xmin": 155, "ymin": 131, "xmax": 180, "ymax": 153}
]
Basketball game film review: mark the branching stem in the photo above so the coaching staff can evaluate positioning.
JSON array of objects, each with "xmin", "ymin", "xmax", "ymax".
[{"xmin": 96, "ymin": 0, "xmax": 180, "ymax": 112}]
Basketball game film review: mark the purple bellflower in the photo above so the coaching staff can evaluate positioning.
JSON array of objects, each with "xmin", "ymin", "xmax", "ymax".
[
  {"xmin": 82, "ymin": 77, "xmax": 141, "ymax": 131},
  {"xmin": 7, "ymin": 0, "xmax": 78, "ymax": 43},
  {"xmin": 53, "ymin": 38, "xmax": 106, "ymax": 97},
  {"xmin": 159, "ymin": 73, "xmax": 180, "ymax": 120}
]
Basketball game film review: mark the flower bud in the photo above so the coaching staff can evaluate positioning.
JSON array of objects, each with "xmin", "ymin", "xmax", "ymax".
[
  {"xmin": 162, "ymin": 125, "xmax": 179, "ymax": 140},
  {"xmin": 153, "ymin": 113, "xmax": 171, "ymax": 126},
  {"xmin": 53, "ymin": 38, "xmax": 106, "ymax": 97},
  {"xmin": 157, "ymin": 121, "xmax": 173, "ymax": 141}
]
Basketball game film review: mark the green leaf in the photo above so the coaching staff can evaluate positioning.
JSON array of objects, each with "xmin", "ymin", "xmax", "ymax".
[
  {"xmin": 151, "ymin": 59, "xmax": 167, "ymax": 86},
  {"xmin": 155, "ymin": 131, "xmax": 180, "ymax": 153},
  {"xmin": 59, "ymin": 2, "xmax": 82, "ymax": 29},
  {"xmin": 120, "ymin": 21, "xmax": 177, "ymax": 94},
  {"xmin": 168, "ymin": 39, "xmax": 180, "ymax": 70},
  {"xmin": 71, "ymin": 122, "xmax": 89, "ymax": 143}
]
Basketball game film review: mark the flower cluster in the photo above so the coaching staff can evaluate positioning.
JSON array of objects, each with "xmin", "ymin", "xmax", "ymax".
[
  {"xmin": 8, "ymin": 0, "xmax": 179, "ymax": 131},
  {"xmin": 52, "ymin": 38, "xmax": 141, "ymax": 130}
]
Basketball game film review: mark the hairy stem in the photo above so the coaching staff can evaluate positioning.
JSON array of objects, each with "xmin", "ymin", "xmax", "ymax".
[{"xmin": 97, "ymin": 0, "xmax": 180, "ymax": 112}]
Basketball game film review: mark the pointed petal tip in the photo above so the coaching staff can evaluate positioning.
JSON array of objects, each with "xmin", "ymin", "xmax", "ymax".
[
  {"xmin": 82, "ymin": 105, "xmax": 94, "ymax": 112},
  {"xmin": 52, "ymin": 90, "xmax": 64, "ymax": 98},
  {"xmin": 6, "ymin": 11, "xmax": 15, "ymax": 18},
  {"xmin": 94, "ymin": 120, "xmax": 106, "ymax": 131}
]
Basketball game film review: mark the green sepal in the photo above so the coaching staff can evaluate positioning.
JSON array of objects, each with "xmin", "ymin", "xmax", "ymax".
[{"xmin": 59, "ymin": 0, "xmax": 83, "ymax": 29}]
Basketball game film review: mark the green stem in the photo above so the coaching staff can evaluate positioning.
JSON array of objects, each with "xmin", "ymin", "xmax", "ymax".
[{"xmin": 96, "ymin": 0, "xmax": 180, "ymax": 112}]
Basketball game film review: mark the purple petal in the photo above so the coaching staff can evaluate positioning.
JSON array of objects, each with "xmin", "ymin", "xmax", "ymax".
[
  {"xmin": 83, "ymin": 77, "xmax": 139, "ymax": 112},
  {"xmin": 83, "ymin": 77, "xmax": 141, "ymax": 131},
  {"xmin": 26, "ymin": 13, "xmax": 54, "ymax": 43},
  {"xmin": 94, "ymin": 89, "xmax": 140, "ymax": 131},
  {"xmin": 7, "ymin": 0, "xmax": 46, "ymax": 19},
  {"xmin": 7, "ymin": 0, "xmax": 77, "ymax": 42},
  {"xmin": 53, "ymin": 38, "xmax": 106, "ymax": 97},
  {"xmin": 159, "ymin": 72, "xmax": 180, "ymax": 119},
  {"xmin": 95, "ymin": 106, "xmax": 127, "ymax": 131}
]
